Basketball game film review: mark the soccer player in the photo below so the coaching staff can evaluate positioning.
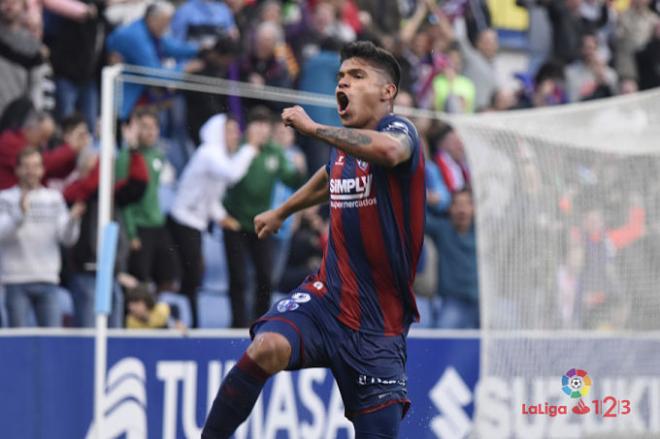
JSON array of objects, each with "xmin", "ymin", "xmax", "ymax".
[{"xmin": 202, "ymin": 40, "xmax": 425, "ymax": 439}]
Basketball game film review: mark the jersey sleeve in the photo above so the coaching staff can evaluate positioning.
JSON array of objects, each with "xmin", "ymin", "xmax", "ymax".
[{"xmin": 379, "ymin": 115, "xmax": 421, "ymax": 171}]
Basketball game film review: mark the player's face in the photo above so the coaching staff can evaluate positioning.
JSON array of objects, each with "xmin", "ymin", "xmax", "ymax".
[{"xmin": 335, "ymin": 58, "xmax": 394, "ymax": 129}]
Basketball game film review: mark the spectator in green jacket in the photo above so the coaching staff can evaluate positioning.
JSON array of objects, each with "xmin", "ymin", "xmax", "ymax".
[
  {"xmin": 117, "ymin": 108, "xmax": 180, "ymax": 292},
  {"xmin": 222, "ymin": 106, "xmax": 306, "ymax": 327}
]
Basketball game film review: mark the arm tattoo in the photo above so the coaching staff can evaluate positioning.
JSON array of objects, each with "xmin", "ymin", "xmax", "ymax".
[
  {"xmin": 386, "ymin": 132, "xmax": 412, "ymax": 152},
  {"xmin": 315, "ymin": 127, "xmax": 372, "ymax": 148}
]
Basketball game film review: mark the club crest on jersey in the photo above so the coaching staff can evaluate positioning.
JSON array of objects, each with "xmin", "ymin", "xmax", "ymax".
[
  {"xmin": 291, "ymin": 292, "xmax": 311, "ymax": 303},
  {"xmin": 277, "ymin": 299, "xmax": 299, "ymax": 313},
  {"xmin": 356, "ymin": 159, "xmax": 369, "ymax": 170}
]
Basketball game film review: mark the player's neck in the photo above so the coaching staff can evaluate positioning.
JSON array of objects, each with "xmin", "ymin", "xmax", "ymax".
[{"xmin": 363, "ymin": 106, "xmax": 392, "ymax": 130}]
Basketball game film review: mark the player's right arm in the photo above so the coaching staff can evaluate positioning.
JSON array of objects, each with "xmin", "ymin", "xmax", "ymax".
[{"xmin": 254, "ymin": 166, "xmax": 329, "ymax": 239}]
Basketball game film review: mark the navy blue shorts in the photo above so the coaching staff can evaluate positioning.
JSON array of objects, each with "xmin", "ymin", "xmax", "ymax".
[{"xmin": 250, "ymin": 290, "xmax": 410, "ymax": 420}]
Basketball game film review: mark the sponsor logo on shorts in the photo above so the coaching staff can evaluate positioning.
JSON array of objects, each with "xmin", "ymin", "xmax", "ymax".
[
  {"xmin": 277, "ymin": 299, "xmax": 300, "ymax": 313},
  {"xmin": 291, "ymin": 292, "xmax": 311, "ymax": 303},
  {"xmin": 358, "ymin": 374, "xmax": 407, "ymax": 386}
]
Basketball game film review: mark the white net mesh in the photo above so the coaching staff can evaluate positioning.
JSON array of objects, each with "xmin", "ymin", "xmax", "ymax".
[{"xmin": 451, "ymin": 88, "xmax": 660, "ymax": 438}]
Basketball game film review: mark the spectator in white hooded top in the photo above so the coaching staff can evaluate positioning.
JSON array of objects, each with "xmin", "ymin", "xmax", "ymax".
[
  {"xmin": 0, "ymin": 147, "xmax": 84, "ymax": 327},
  {"xmin": 167, "ymin": 114, "xmax": 260, "ymax": 327}
]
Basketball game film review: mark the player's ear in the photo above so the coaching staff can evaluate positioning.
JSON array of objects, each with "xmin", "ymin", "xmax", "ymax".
[{"xmin": 381, "ymin": 83, "xmax": 397, "ymax": 102}]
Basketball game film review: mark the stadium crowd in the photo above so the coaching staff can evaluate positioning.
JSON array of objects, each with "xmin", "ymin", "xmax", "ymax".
[{"xmin": 0, "ymin": 0, "xmax": 658, "ymax": 330}]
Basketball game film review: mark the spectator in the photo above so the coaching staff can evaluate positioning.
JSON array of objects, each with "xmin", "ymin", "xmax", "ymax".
[
  {"xmin": 240, "ymin": 21, "xmax": 293, "ymax": 113},
  {"xmin": 277, "ymin": 206, "xmax": 326, "ymax": 293},
  {"xmin": 618, "ymin": 77, "xmax": 639, "ymax": 95},
  {"xmin": 355, "ymin": 0, "xmax": 402, "ymax": 43},
  {"xmin": 62, "ymin": 116, "xmax": 148, "ymax": 328},
  {"xmin": 25, "ymin": 0, "xmax": 97, "ymax": 40},
  {"xmin": 0, "ymin": 0, "xmax": 48, "ymax": 117},
  {"xmin": 636, "ymin": 21, "xmax": 660, "ymax": 90},
  {"xmin": 517, "ymin": 0, "xmax": 552, "ymax": 75},
  {"xmin": 463, "ymin": 27, "xmax": 500, "ymax": 111},
  {"xmin": 47, "ymin": 0, "xmax": 107, "ymax": 131},
  {"xmin": 222, "ymin": 106, "xmax": 305, "ymax": 327},
  {"xmin": 185, "ymin": 35, "xmax": 241, "ymax": 145},
  {"xmin": 0, "ymin": 147, "xmax": 84, "ymax": 327},
  {"xmin": 437, "ymin": 9, "xmax": 501, "ymax": 111},
  {"xmin": 125, "ymin": 283, "xmax": 178, "ymax": 329},
  {"xmin": 290, "ymin": 1, "xmax": 355, "ymax": 61},
  {"xmin": 488, "ymin": 88, "xmax": 518, "ymax": 111},
  {"xmin": 433, "ymin": 189, "xmax": 479, "ymax": 329},
  {"xmin": 542, "ymin": 0, "xmax": 597, "ymax": 65},
  {"xmin": 269, "ymin": 122, "xmax": 307, "ymax": 291},
  {"xmin": 432, "ymin": 47, "xmax": 476, "ymax": 113},
  {"xmin": 170, "ymin": 0, "xmax": 238, "ymax": 45},
  {"xmin": 0, "ymin": 106, "xmax": 84, "ymax": 190},
  {"xmin": 297, "ymin": 36, "xmax": 341, "ymax": 172},
  {"xmin": 224, "ymin": 0, "xmax": 258, "ymax": 45},
  {"xmin": 614, "ymin": 0, "xmax": 659, "ymax": 81},
  {"xmin": 104, "ymin": 0, "xmax": 149, "ymax": 28},
  {"xmin": 432, "ymin": 124, "xmax": 470, "ymax": 193},
  {"xmin": 253, "ymin": 1, "xmax": 300, "ymax": 83},
  {"xmin": 565, "ymin": 32, "xmax": 617, "ymax": 102},
  {"xmin": 117, "ymin": 109, "xmax": 180, "ymax": 292},
  {"xmin": 168, "ymin": 114, "xmax": 258, "ymax": 328},
  {"xmin": 105, "ymin": 1, "xmax": 204, "ymax": 120},
  {"xmin": 516, "ymin": 60, "xmax": 568, "ymax": 108},
  {"xmin": 425, "ymin": 145, "xmax": 452, "ymax": 216}
]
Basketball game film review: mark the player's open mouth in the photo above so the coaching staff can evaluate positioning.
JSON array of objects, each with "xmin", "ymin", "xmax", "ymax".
[{"xmin": 337, "ymin": 92, "xmax": 350, "ymax": 116}]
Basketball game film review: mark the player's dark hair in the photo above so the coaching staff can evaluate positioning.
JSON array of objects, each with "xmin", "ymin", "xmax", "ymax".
[{"xmin": 340, "ymin": 41, "xmax": 401, "ymax": 92}]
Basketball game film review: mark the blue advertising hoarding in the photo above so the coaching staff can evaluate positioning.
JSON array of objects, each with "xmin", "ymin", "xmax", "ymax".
[{"xmin": 0, "ymin": 332, "xmax": 480, "ymax": 439}]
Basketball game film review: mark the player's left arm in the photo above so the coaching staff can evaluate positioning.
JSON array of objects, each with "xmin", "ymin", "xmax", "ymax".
[{"xmin": 282, "ymin": 106, "xmax": 412, "ymax": 168}]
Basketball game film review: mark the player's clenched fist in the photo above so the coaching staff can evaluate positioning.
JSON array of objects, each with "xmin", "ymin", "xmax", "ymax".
[
  {"xmin": 254, "ymin": 209, "xmax": 284, "ymax": 239},
  {"xmin": 281, "ymin": 106, "xmax": 317, "ymax": 136}
]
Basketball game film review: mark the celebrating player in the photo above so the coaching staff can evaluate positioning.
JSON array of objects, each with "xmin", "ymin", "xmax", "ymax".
[{"xmin": 202, "ymin": 41, "xmax": 426, "ymax": 439}]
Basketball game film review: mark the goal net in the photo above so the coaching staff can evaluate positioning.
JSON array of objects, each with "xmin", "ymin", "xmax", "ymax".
[{"xmin": 451, "ymin": 88, "xmax": 660, "ymax": 438}]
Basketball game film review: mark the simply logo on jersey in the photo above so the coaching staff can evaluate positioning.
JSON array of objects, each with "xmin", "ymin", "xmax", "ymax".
[
  {"xmin": 329, "ymin": 175, "xmax": 373, "ymax": 201},
  {"xmin": 86, "ymin": 357, "xmax": 148, "ymax": 439}
]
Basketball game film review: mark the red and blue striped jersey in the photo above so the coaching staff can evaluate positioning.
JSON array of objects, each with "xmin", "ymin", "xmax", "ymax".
[{"xmin": 302, "ymin": 114, "xmax": 426, "ymax": 336}]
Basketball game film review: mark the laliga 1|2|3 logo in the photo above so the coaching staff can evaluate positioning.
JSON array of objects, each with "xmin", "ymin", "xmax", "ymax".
[{"xmin": 521, "ymin": 368, "xmax": 632, "ymax": 418}]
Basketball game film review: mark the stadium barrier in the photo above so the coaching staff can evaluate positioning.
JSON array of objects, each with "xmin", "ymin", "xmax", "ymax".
[
  {"xmin": 1, "ymin": 329, "xmax": 479, "ymax": 439},
  {"xmin": 3, "ymin": 329, "xmax": 660, "ymax": 438}
]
